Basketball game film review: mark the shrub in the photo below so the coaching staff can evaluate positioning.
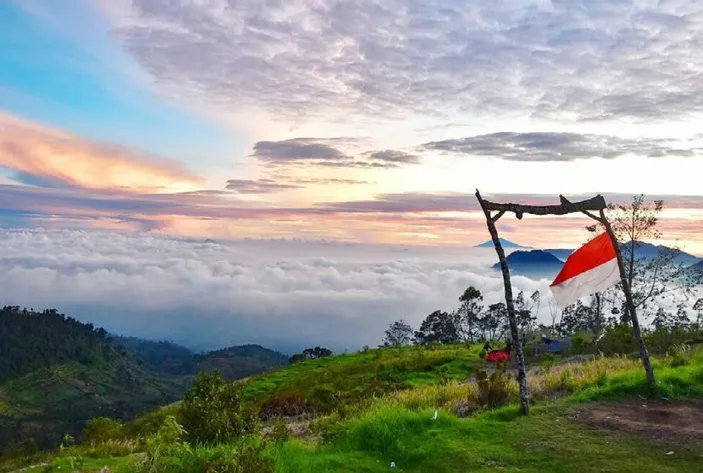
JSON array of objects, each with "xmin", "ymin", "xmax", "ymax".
[
  {"xmin": 180, "ymin": 370, "xmax": 259, "ymax": 444},
  {"xmin": 82, "ymin": 417, "xmax": 123, "ymax": 444},
  {"xmin": 667, "ymin": 344, "xmax": 690, "ymax": 367},
  {"xmin": 135, "ymin": 416, "xmax": 274, "ymax": 473},
  {"xmin": 269, "ymin": 418, "xmax": 290, "ymax": 444},
  {"xmin": 476, "ymin": 364, "xmax": 511, "ymax": 408},
  {"xmin": 596, "ymin": 324, "xmax": 638, "ymax": 355},
  {"xmin": 201, "ymin": 441, "xmax": 274, "ymax": 473},
  {"xmin": 258, "ymin": 392, "xmax": 309, "ymax": 421},
  {"xmin": 478, "ymin": 349, "xmax": 487, "ymax": 360},
  {"xmin": 308, "ymin": 384, "xmax": 339, "ymax": 414},
  {"xmin": 137, "ymin": 416, "xmax": 192, "ymax": 473}
]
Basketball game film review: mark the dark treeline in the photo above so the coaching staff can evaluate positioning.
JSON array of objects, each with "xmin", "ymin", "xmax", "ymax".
[{"xmin": 0, "ymin": 306, "xmax": 114, "ymax": 383}]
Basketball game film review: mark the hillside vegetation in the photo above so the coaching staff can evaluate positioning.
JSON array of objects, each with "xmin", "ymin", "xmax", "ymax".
[
  {"xmin": 6, "ymin": 340, "xmax": 702, "ymax": 473},
  {"xmin": 0, "ymin": 308, "xmax": 288, "ymax": 453}
]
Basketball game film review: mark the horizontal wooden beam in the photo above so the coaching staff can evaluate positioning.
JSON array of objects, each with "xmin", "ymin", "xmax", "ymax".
[{"xmin": 475, "ymin": 190, "xmax": 606, "ymax": 220}]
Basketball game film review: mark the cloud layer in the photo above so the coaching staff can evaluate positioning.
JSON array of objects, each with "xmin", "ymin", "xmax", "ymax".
[
  {"xmin": 0, "ymin": 229, "xmax": 551, "ymax": 352},
  {"xmin": 105, "ymin": 0, "xmax": 703, "ymax": 126}
]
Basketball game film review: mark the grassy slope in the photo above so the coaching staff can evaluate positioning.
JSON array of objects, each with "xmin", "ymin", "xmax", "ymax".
[
  {"xmin": 12, "ymin": 346, "xmax": 703, "ymax": 473},
  {"xmin": 242, "ymin": 345, "xmax": 483, "ymax": 401}
]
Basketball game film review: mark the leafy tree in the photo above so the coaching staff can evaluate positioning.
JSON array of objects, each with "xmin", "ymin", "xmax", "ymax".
[
  {"xmin": 479, "ymin": 303, "xmax": 508, "ymax": 341},
  {"xmin": 454, "ymin": 287, "xmax": 484, "ymax": 343},
  {"xmin": 650, "ymin": 304, "xmax": 692, "ymax": 331},
  {"xmin": 180, "ymin": 370, "xmax": 259, "ymax": 444},
  {"xmin": 694, "ymin": 298, "xmax": 703, "ymax": 328},
  {"xmin": 414, "ymin": 310, "xmax": 459, "ymax": 345},
  {"xmin": 382, "ymin": 319, "xmax": 414, "ymax": 347},
  {"xmin": 589, "ymin": 195, "xmax": 702, "ymax": 323},
  {"xmin": 289, "ymin": 347, "xmax": 333, "ymax": 364},
  {"xmin": 514, "ymin": 291, "xmax": 538, "ymax": 334},
  {"xmin": 559, "ymin": 296, "xmax": 608, "ymax": 336}
]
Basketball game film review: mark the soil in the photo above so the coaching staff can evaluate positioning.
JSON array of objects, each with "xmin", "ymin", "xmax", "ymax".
[{"xmin": 571, "ymin": 400, "xmax": 703, "ymax": 445}]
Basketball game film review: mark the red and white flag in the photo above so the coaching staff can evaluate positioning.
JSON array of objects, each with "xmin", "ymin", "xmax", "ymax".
[{"xmin": 550, "ymin": 232, "xmax": 621, "ymax": 308}]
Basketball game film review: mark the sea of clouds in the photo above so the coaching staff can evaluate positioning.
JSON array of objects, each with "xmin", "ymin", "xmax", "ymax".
[{"xmin": 0, "ymin": 229, "xmax": 557, "ymax": 354}]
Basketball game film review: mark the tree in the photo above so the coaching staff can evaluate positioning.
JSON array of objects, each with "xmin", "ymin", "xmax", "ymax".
[
  {"xmin": 583, "ymin": 194, "xmax": 703, "ymax": 390},
  {"xmin": 590, "ymin": 195, "xmax": 702, "ymax": 323},
  {"xmin": 454, "ymin": 287, "xmax": 484, "ymax": 343},
  {"xmin": 414, "ymin": 310, "xmax": 459, "ymax": 345},
  {"xmin": 694, "ymin": 298, "xmax": 703, "ymax": 328},
  {"xmin": 289, "ymin": 346, "xmax": 333, "ymax": 364},
  {"xmin": 382, "ymin": 319, "xmax": 414, "ymax": 347},
  {"xmin": 479, "ymin": 303, "xmax": 508, "ymax": 341},
  {"xmin": 514, "ymin": 291, "xmax": 538, "ymax": 334}
]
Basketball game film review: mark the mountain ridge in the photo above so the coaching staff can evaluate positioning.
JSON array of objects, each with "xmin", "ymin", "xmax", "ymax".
[{"xmin": 492, "ymin": 249, "xmax": 564, "ymax": 279}]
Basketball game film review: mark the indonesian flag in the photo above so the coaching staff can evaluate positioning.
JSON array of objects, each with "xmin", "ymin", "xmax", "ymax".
[{"xmin": 550, "ymin": 232, "xmax": 621, "ymax": 308}]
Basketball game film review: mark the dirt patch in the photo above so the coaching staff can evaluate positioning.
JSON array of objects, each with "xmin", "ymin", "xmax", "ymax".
[{"xmin": 571, "ymin": 400, "xmax": 703, "ymax": 445}]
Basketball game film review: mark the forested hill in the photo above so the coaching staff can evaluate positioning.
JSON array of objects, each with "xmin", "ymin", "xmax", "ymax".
[
  {"xmin": 112, "ymin": 336, "xmax": 197, "ymax": 375},
  {"xmin": 0, "ymin": 307, "xmax": 288, "ymax": 451},
  {"xmin": 112, "ymin": 337, "xmax": 289, "ymax": 379},
  {"xmin": 196, "ymin": 344, "xmax": 289, "ymax": 380},
  {"xmin": 0, "ymin": 306, "xmax": 114, "ymax": 383}
]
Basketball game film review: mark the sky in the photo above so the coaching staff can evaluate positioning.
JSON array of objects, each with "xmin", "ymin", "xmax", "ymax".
[{"xmin": 1, "ymin": 1, "xmax": 702, "ymax": 351}]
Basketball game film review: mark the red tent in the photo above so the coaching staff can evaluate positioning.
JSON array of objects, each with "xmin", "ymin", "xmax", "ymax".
[{"xmin": 486, "ymin": 349, "xmax": 511, "ymax": 363}]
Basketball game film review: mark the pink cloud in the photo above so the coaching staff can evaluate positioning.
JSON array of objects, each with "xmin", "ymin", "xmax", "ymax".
[{"xmin": 0, "ymin": 113, "xmax": 201, "ymax": 192}]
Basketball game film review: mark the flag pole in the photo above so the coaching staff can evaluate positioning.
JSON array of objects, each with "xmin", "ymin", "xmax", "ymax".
[
  {"xmin": 598, "ymin": 209, "xmax": 656, "ymax": 390},
  {"xmin": 475, "ymin": 190, "xmax": 530, "ymax": 415}
]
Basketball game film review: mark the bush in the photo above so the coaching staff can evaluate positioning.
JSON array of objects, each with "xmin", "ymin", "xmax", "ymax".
[
  {"xmin": 667, "ymin": 344, "xmax": 690, "ymax": 367},
  {"xmin": 309, "ymin": 385, "xmax": 339, "ymax": 414},
  {"xmin": 135, "ymin": 417, "xmax": 274, "ymax": 473},
  {"xmin": 82, "ymin": 417, "xmax": 123, "ymax": 444},
  {"xmin": 596, "ymin": 324, "xmax": 638, "ymax": 356},
  {"xmin": 201, "ymin": 441, "xmax": 274, "ymax": 473},
  {"xmin": 268, "ymin": 418, "xmax": 290, "ymax": 444},
  {"xmin": 476, "ymin": 364, "xmax": 511, "ymax": 409},
  {"xmin": 180, "ymin": 371, "xmax": 259, "ymax": 444},
  {"xmin": 258, "ymin": 392, "xmax": 309, "ymax": 421}
]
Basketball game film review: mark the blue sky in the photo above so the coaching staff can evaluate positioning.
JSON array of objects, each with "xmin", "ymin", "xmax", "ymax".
[{"xmin": 0, "ymin": 0, "xmax": 240, "ymax": 172}]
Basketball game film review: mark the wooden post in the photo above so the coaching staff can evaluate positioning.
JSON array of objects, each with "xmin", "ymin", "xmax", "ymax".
[
  {"xmin": 476, "ymin": 190, "xmax": 530, "ymax": 415},
  {"xmin": 599, "ymin": 209, "xmax": 657, "ymax": 390}
]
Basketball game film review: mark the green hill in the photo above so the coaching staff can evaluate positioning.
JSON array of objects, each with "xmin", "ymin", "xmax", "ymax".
[
  {"xmin": 112, "ymin": 337, "xmax": 196, "ymax": 375},
  {"xmin": 0, "ymin": 308, "xmax": 288, "ymax": 453},
  {"xmin": 0, "ymin": 360, "xmax": 188, "ymax": 451},
  {"xmin": 196, "ymin": 345, "xmax": 288, "ymax": 381},
  {"xmin": 113, "ymin": 337, "xmax": 288, "ymax": 380}
]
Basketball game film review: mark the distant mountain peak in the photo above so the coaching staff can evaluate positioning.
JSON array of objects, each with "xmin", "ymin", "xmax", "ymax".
[{"xmin": 476, "ymin": 238, "xmax": 522, "ymax": 248}]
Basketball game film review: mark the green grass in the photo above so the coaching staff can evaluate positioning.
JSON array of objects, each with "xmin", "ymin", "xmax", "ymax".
[
  {"xmin": 24, "ymin": 455, "xmax": 136, "ymax": 473},
  {"xmin": 266, "ymin": 403, "xmax": 703, "ymax": 473},
  {"xmin": 242, "ymin": 344, "xmax": 482, "ymax": 402}
]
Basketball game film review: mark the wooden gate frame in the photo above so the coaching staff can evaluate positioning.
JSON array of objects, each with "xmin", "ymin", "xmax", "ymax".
[{"xmin": 475, "ymin": 190, "xmax": 656, "ymax": 415}]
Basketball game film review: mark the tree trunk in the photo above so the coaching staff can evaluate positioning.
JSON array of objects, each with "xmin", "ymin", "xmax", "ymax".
[
  {"xmin": 476, "ymin": 192, "xmax": 530, "ymax": 415},
  {"xmin": 600, "ymin": 210, "xmax": 656, "ymax": 390}
]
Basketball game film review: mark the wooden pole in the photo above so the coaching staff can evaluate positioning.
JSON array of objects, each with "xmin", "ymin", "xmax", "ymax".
[
  {"xmin": 476, "ymin": 190, "xmax": 530, "ymax": 415},
  {"xmin": 599, "ymin": 209, "xmax": 657, "ymax": 390}
]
